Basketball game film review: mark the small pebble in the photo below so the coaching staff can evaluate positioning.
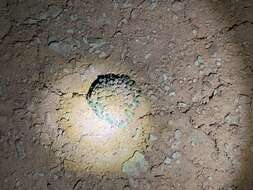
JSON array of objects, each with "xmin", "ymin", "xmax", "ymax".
[
  {"xmin": 145, "ymin": 53, "xmax": 151, "ymax": 60},
  {"xmin": 172, "ymin": 151, "xmax": 181, "ymax": 159},
  {"xmin": 164, "ymin": 157, "xmax": 172, "ymax": 165},
  {"xmin": 174, "ymin": 129, "xmax": 182, "ymax": 140},
  {"xmin": 149, "ymin": 134, "xmax": 158, "ymax": 141},
  {"xmin": 194, "ymin": 55, "xmax": 204, "ymax": 66},
  {"xmin": 164, "ymin": 86, "xmax": 170, "ymax": 91},
  {"xmin": 168, "ymin": 91, "xmax": 176, "ymax": 96},
  {"xmin": 177, "ymin": 102, "xmax": 187, "ymax": 108}
]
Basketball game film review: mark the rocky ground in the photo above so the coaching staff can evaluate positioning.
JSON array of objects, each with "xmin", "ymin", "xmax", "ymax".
[{"xmin": 0, "ymin": 0, "xmax": 253, "ymax": 190}]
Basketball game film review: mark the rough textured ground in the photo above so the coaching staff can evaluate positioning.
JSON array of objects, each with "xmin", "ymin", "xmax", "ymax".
[{"xmin": 0, "ymin": 0, "xmax": 253, "ymax": 190}]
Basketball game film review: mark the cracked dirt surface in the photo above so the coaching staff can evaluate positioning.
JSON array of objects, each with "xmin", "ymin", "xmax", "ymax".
[{"xmin": 0, "ymin": 0, "xmax": 253, "ymax": 190}]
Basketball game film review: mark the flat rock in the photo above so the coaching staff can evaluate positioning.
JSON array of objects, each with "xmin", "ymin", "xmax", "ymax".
[
  {"xmin": 122, "ymin": 151, "xmax": 149, "ymax": 177},
  {"xmin": 224, "ymin": 113, "xmax": 240, "ymax": 126}
]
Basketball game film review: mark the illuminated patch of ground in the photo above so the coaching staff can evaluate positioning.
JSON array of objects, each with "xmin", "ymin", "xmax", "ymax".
[{"xmin": 38, "ymin": 59, "xmax": 152, "ymax": 175}]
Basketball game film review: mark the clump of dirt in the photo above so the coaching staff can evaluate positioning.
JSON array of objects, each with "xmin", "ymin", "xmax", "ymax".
[{"xmin": 86, "ymin": 73, "xmax": 142, "ymax": 128}]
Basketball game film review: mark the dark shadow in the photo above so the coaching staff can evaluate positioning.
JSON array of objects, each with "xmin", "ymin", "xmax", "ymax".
[{"xmin": 207, "ymin": 1, "xmax": 253, "ymax": 189}]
